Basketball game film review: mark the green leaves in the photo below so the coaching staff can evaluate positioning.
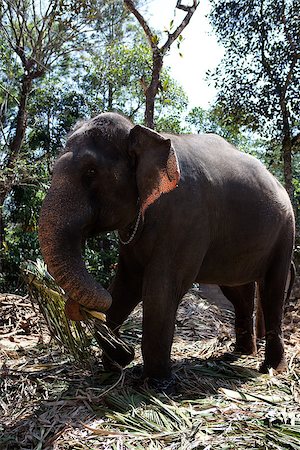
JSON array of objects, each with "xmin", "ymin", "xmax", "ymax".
[
  {"xmin": 209, "ymin": 0, "xmax": 300, "ymax": 201},
  {"xmin": 209, "ymin": 0, "xmax": 300, "ymax": 139},
  {"xmin": 151, "ymin": 34, "xmax": 159, "ymax": 45}
]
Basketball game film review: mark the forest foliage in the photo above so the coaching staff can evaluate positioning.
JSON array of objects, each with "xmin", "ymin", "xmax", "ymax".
[{"xmin": 0, "ymin": 0, "xmax": 299, "ymax": 293}]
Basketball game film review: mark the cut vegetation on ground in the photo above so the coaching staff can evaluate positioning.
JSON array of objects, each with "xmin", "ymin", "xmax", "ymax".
[{"xmin": 1, "ymin": 284, "xmax": 300, "ymax": 449}]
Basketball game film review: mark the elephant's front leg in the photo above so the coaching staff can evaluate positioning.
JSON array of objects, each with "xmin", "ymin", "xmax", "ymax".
[
  {"xmin": 102, "ymin": 256, "xmax": 143, "ymax": 368},
  {"xmin": 142, "ymin": 266, "xmax": 182, "ymax": 381}
]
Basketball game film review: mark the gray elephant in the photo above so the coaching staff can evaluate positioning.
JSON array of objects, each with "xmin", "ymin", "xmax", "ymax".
[{"xmin": 39, "ymin": 113, "xmax": 295, "ymax": 383}]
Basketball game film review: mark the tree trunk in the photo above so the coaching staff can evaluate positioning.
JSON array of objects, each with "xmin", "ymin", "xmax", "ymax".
[
  {"xmin": 280, "ymin": 96, "xmax": 294, "ymax": 203},
  {"xmin": 1, "ymin": 75, "xmax": 32, "ymax": 204},
  {"xmin": 144, "ymin": 52, "xmax": 163, "ymax": 129},
  {"xmin": 282, "ymin": 136, "xmax": 294, "ymax": 202},
  {"xmin": 7, "ymin": 75, "xmax": 32, "ymax": 167},
  {"xmin": 0, "ymin": 75, "xmax": 32, "ymax": 277},
  {"xmin": 108, "ymin": 83, "xmax": 113, "ymax": 110},
  {"xmin": 0, "ymin": 207, "xmax": 4, "ymax": 275}
]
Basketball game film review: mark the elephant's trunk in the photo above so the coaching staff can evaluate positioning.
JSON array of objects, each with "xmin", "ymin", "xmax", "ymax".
[{"xmin": 38, "ymin": 185, "xmax": 112, "ymax": 315}]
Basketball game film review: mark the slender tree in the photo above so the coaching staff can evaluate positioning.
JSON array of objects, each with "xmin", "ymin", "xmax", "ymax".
[{"xmin": 124, "ymin": 0, "xmax": 199, "ymax": 128}]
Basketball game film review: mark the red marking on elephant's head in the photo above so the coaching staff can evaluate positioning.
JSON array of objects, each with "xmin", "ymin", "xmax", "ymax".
[
  {"xmin": 129, "ymin": 125, "xmax": 180, "ymax": 216},
  {"xmin": 141, "ymin": 149, "xmax": 180, "ymax": 215}
]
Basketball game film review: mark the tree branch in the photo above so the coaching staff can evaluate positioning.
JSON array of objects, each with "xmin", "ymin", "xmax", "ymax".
[
  {"xmin": 124, "ymin": 0, "xmax": 199, "ymax": 128},
  {"xmin": 281, "ymin": 56, "xmax": 298, "ymax": 100},
  {"xmin": 161, "ymin": 0, "xmax": 199, "ymax": 54},
  {"xmin": 176, "ymin": 0, "xmax": 198, "ymax": 12},
  {"xmin": 124, "ymin": 0, "xmax": 199, "ymax": 55},
  {"xmin": 281, "ymin": 0, "xmax": 300, "ymax": 57},
  {"xmin": 124, "ymin": 0, "xmax": 157, "ymax": 50},
  {"xmin": 0, "ymin": 83, "xmax": 20, "ymax": 105},
  {"xmin": 259, "ymin": 0, "xmax": 282, "ymax": 98}
]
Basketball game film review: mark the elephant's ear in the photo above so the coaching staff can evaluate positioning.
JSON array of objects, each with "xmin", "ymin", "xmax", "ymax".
[{"xmin": 129, "ymin": 125, "xmax": 180, "ymax": 216}]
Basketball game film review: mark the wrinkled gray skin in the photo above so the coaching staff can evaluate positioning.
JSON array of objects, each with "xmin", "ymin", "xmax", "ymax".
[{"xmin": 39, "ymin": 113, "xmax": 295, "ymax": 381}]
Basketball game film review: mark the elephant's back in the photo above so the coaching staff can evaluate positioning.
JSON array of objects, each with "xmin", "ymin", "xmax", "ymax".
[
  {"xmin": 169, "ymin": 133, "xmax": 291, "ymax": 212},
  {"xmin": 161, "ymin": 133, "xmax": 294, "ymax": 284},
  {"xmin": 166, "ymin": 133, "xmax": 294, "ymax": 252}
]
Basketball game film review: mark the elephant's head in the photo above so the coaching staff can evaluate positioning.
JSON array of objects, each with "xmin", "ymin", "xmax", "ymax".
[{"xmin": 39, "ymin": 113, "xmax": 180, "ymax": 319}]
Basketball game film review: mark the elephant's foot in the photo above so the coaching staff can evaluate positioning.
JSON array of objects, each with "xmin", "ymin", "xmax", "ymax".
[
  {"xmin": 234, "ymin": 329, "xmax": 257, "ymax": 355},
  {"xmin": 144, "ymin": 374, "xmax": 176, "ymax": 394},
  {"xmin": 259, "ymin": 332, "xmax": 287, "ymax": 373},
  {"xmin": 142, "ymin": 359, "xmax": 175, "ymax": 392},
  {"xmin": 259, "ymin": 356, "xmax": 287, "ymax": 374}
]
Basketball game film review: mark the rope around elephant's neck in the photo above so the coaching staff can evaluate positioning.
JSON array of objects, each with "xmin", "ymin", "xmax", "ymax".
[{"xmin": 117, "ymin": 209, "xmax": 142, "ymax": 245}]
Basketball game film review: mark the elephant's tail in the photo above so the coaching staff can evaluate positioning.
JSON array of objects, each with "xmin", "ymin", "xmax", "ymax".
[{"xmin": 285, "ymin": 261, "xmax": 296, "ymax": 303}]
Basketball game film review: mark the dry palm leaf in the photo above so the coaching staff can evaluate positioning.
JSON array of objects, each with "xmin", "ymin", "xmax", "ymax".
[{"xmin": 21, "ymin": 260, "xmax": 134, "ymax": 366}]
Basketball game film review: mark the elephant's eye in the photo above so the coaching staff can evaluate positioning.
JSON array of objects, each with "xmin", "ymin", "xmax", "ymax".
[{"xmin": 86, "ymin": 168, "xmax": 96, "ymax": 178}]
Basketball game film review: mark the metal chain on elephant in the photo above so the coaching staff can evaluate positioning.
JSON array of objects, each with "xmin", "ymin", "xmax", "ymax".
[{"xmin": 117, "ymin": 209, "xmax": 142, "ymax": 245}]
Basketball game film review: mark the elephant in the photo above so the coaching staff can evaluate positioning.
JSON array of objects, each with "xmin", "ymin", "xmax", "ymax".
[{"xmin": 39, "ymin": 112, "xmax": 295, "ymax": 383}]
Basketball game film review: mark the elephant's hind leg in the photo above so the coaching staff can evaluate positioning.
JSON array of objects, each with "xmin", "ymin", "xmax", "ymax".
[
  {"xmin": 257, "ymin": 261, "xmax": 289, "ymax": 373},
  {"xmin": 220, "ymin": 283, "xmax": 257, "ymax": 355}
]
